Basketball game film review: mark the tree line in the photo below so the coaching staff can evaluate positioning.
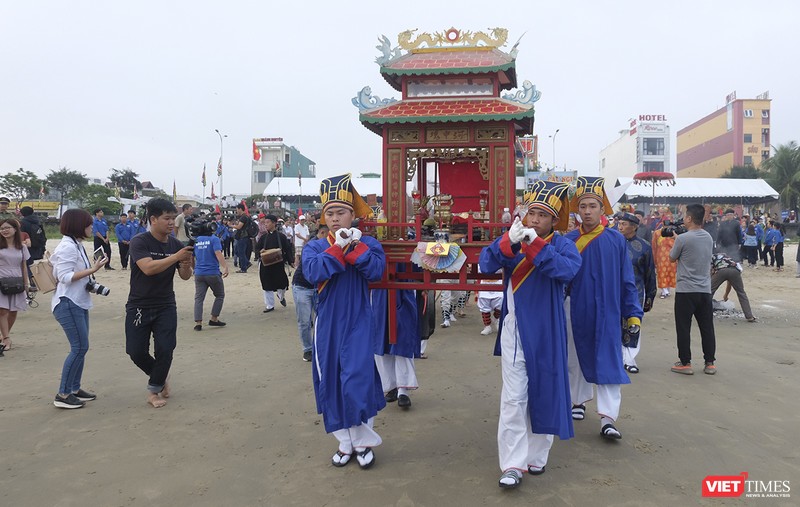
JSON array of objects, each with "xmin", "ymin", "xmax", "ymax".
[{"xmin": 721, "ymin": 142, "xmax": 800, "ymax": 210}]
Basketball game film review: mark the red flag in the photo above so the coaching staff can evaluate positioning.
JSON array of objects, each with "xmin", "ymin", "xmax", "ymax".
[
  {"xmin": 298, "ymin": 207, "xmax": 303, "ymax": 215},
  {"xmin": 215, "ymin": 204, "xmax": 221, "ymax": 214},
  {"xmin": 253, "ymin": 140, "xmax": 261, "ymax": 161},
  {"xmin": 241, "ymin": 199, "xmax": 250, "ymax": 215},
  {"xmin": 210, "ymin": 183, "xmax": 216, "ymax": 200},
  {"xmin": 201, "ymin": 164, "xmax": 207, "ymax": 187}
]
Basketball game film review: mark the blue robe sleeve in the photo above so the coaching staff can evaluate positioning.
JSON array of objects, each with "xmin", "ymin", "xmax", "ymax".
[
  {"xmin": 644, "ymin": 247, "xmax": 657, "ymax": 303},
  {"xmin": 303, "ymin": 239, "xmax": 347, "ymax": 284},
  {"xmin": 345, "ymin": 236, "xmax": 385, "ymax": 283},
  {"xmin": 479, "ymin": 232, "xmax": 523, "ymax": 273},
  {"xmin": 526, "ymin": 235, "xmax": 581, "ymax": 282},
  {"xmin": 620, "ymin": 237, "xmax": 644, "ymax": 320}
]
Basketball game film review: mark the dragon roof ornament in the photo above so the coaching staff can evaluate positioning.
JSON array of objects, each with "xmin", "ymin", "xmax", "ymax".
[
  {"xmin": 352, "ymin": 86, "xmax": 398, "ymax": 111},
  {"xmin": 501, "ymin": 80, "xmax": 541, "ymax": 106},
  {"xmin": 397, "ymin": 27, "xmax": 509, "ymax": 51}
]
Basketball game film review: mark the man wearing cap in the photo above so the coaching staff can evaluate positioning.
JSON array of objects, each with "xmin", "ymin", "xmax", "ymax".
[
  {"xmin": 616, "ymin": 212, "xmax": 657, "ymax": 374},
  {"xmin": 565, "ymin": 176, "xmax": 642, "ymax": 440},
  {"xmin": 92, "ymin": 208, "xmax": 115, "ymax": 270},
  {"xmin": 0, "ymin": 197, "xmax": 14, "ymax": 220},
  {"xmin": 294, "ymin": 215, "xmax": 310, "ymax": 268},
  {"xmin": 480, "ymin": 180, "xmax": 581, "ymax": 489},
  {"xmin": 302, "ymin": 173, "xmax": 386, "ymax": 470},
  {"xmin": 256, "ymin": 214, "xmax": 292, "ymax": 312}
]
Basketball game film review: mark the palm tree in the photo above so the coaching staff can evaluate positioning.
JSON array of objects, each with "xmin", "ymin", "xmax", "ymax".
[{"xmin": 761, "ymin": 142, "xmax": 800, "ymax": 211}]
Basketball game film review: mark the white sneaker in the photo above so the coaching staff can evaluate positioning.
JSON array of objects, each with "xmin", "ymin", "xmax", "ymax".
[
  {"xmin": 441, "ymin": 319, "xmax": 450, "ymax": 328},
  {"xmin": 480, "ymin": 325, "xmax": 493, "ymax": 335}
]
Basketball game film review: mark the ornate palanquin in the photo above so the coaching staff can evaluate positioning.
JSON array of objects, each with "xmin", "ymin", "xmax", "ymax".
[{"xmin": 352, "ymin": 28, "xmax": 541, "ymax": 338}]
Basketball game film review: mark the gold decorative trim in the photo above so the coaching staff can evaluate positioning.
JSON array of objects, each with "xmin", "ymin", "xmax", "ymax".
[
  {"xmin": 388, "ymin": 128, "xmax": 420, "ymax": 144},
  {"xmin": 425, "ymin": 128, "xmax": 469, "ymax": 143},
  {"xmin": 405, "ymin": 147, "xmax": 489, "ymax": 181},
  {"xmin": 398, "ymin": 27, "xmax": 508, "ymax": 51},
  {"xmin": 387, "ymin": 148, "xmax": 404, "ymax": 238},
  {"xmin": 476, "ymin": 127, "xmax": 508, "ymax": 142}
]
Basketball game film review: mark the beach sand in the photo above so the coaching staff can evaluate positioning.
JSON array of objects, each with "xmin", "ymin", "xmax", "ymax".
[{"xmin": 1, "ymin": 240, "xmax": 797, "ymax": 506}]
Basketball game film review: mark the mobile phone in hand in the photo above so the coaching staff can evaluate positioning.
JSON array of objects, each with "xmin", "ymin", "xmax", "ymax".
[{"xmin": 93, "ymin": 246, "xmax": 106, "ymax": 261}]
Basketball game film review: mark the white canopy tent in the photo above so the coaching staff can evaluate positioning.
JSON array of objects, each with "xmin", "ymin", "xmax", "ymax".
[
  {"xmin": 261, "ymin": 177, "xmax": 384, "ymax": 198},
  {"xmin": 615, "ymin": 177, "xmax": 779, "ymax": 205}
]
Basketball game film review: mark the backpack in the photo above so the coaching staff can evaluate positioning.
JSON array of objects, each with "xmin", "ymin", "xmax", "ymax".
[
  {"xmin": 23, "ymin": 218, "xmax": 47, "ymax": 249},
  {"xmin": 247, "ymin": 218, "xmax": 259, "ymax": 238}
]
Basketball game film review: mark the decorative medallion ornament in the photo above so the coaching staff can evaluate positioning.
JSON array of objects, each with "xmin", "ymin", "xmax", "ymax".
[
  {"xmin": 351, "ymin": 86, "xmax": 398, "ymax": 111},
  {"xmin": 397, "ymin": 27, "xmax": 509, "ymax": 51}
]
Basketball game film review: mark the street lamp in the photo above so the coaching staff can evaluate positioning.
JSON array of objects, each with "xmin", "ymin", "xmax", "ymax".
[
  {"xmin": 214, "ymin": 129, "xmax": 227, "ymax": 202},
  {"xmin": 548, "ymin": 129, "xmax": 560, "ymax": 170}
]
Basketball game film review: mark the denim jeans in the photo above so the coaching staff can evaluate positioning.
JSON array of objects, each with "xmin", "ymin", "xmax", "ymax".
[
  {"xmin": 235, "ymin": 238, "xmax": 251, "ymax": 272},
  {"xmin": 292, "ymin": 285, "xmax": 316, "ymax": 353},
  {"xmin": 54, "ymin": 297, "xmax": 90, "ymax": 395}
]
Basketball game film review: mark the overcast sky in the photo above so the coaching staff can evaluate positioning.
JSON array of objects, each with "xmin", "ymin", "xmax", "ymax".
[{"xmin": 2, "ymin": 0, "xmax": 798, "ymax": 197}]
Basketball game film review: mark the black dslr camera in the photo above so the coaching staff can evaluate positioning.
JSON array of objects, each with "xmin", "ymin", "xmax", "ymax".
[
  {"xmin": 86, "ymin": 276, "xmax": 110, "ymax": 296},
  {"xmin": 186, "ymin": 215, "xmax": 218, "ymax": 246},
  {"xmin": 660, "ymin": 219, "xmax": 687, "ymax": 237}
]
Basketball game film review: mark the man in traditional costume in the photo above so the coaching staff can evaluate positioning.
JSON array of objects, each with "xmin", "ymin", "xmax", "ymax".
[
  {"xmin": 372, "ymin": 284, "xmax": 419, "ymax": 409},
  {"xmin": 616, "ymin": 212, "xmax": 657, "ymax": 374},
  {"xmin": 302, "ymin": 174, "xmax": 386, "ymax": 469},
  {"xmin": 565, "ymin": 176, "xmax": 643, "ymax": 440},
  {"xmin": 479, "ymin": 181, "xmax": 581, "ymax": 489}
]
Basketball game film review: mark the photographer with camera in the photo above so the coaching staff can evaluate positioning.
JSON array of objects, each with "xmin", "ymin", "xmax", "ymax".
[
  {"xmin": 174, "ymin": 204, "xmax": 193, "ymax": 246},
  {"xmin": 669, "ymin": 204, "xmax": 716, "ymax": 375},
  {"xmin": 125, "ymin": 198, "xmax": 193, "ymax": 409},
  {"xmin": 189, "ymin": 217, "xmax": 228, "ymax": 331},
  {"xmin": 50, "ymin": 209, "xmax": 109, "ymax": 408}
]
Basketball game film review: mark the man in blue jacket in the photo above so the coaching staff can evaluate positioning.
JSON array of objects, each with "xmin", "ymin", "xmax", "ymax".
[{"xmin": 115, "ymin": 213, "xmax": 133, "ymax": 270}]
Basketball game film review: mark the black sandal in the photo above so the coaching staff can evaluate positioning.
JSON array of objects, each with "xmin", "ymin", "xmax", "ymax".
[
  {"xmin": 356, "ymin": 447, "xmax": 375, "ymax": 469},
  {"xmin": 601, "ymin": 423, "xmax": 622, "ymax": 440},
  {"xmin": 331, "ymin": 450, "xmax": 351, "ymax": 467}
]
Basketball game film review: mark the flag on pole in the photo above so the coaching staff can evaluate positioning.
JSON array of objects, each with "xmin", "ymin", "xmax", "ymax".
[
  {"xmin": 210, "ymin": 183, "xmax": 216, "ymax": 200},
  {"xmin": 298, "ymin": 170, "xmax": 302, "ymax": 187},
  {"xmin": 241, "ymin": 199, "xmax": 249, "ymax": 216},
  {"xmin": 217, "ymin": 157, "xmax": 223, "ymax": 177},
  {"xmin": 133, "ymin": 184, "xmax": 139, "ymax": 200},
  {"xmin": 253, "ymin": 140, "xmax": 261, "ymax": 161},
  {"xmin": 114, "ymin": 186, "xmax": 121, "ymax": 200},
  {"xmin": 202, "ymin": 164, "xmax": 207, "ymax": 187},
  {"xmin": 215, "ymin": 204, "xmax": 221, "ymax": 214},
  {"xmin": 39, "ymin": 184, "xmax": 45, "ymax": 199},
  {"xmin": 172, "ymin": 180, "xmax": 177, "ymax": 202}
]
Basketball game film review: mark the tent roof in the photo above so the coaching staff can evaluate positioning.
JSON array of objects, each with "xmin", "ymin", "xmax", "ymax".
[
  {"xmin": 262, "ymin": 177, "xmax": 383, "ymax": 198},
  {"xmin": 615, "ymin": 177, "xmax": 779, "ymax": 205}
]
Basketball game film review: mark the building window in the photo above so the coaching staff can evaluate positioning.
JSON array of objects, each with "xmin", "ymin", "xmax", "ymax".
[
  {"xmin": 744, "ymin": 156, "xmax": 753, "ymax": 166},
  {"xmin": 601, "ymin": 158, "xmax": 606, "ymax": 168},
  {"xmin": 744, "ymin": 109, "xmax": 754, "ymax": 118},
  {"xmin": 284, "ymin": 153, "xmax": 291, "ymax": 165},
  {"xmin": 762, "ymin": 110, "xmax": 769, "ymax": 118},
  {"xmin": 744, "ymin": 133, "xmax": 752, "ymax": 143},
  {"xmin": 762, "ymin": 150, "xmax": 770, "ymax": 162},
  {"xmin": 762, "ymin": 128, "xmax": 770, "ymax": 146},
  {"xmin": 643, "ymin": 161, "xmax": 664, "ymax": 172},
  {"xmin": 256, "ymin": 171, "xmax": 267, "ymax": 183},
  {"xmin": 642, "ymin": 138, "xmax": 665, "ymax": 156}
]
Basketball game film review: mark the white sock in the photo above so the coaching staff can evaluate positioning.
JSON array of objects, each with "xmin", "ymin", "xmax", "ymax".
[
  {"xmin": 601, "ymin": 416, "xmax": 615, "ymax": 428},
  {"xmin": 398, "ymin": 387, "xmax": 408, "ymax": 396}
]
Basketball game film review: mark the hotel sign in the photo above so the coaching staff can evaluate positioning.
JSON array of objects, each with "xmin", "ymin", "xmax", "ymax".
[{"xmin": 630, "ymin": 114, "xmax": 667, "ymax": 135}]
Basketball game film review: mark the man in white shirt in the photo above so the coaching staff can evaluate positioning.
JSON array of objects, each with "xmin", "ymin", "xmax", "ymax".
[{"xmin": 294, "ymin": 215, "xmax": 310, "ymax": 268}]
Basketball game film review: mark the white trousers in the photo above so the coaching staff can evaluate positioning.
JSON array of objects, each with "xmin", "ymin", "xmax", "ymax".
[
  {"xmin": 375, "ymin": 354, "xmax": 418, "ymax": 392},
  {"xmin": 622, "ymin": 332, "xmax": 641, "ymax": 367},
  {"xmin": 497, "ymin": 313, "xmax": 554, "ymax": 472},
  {"xmin": 565, "ymin": 297, "xmax": 622, "ymax": 421},
  {"xmin": 263, "ymin": 288, "xmax": 286, "ymax": 310},
  {"xmin": 332, "ymin": 418, "xmax": 382, "ymax": 453},
  {"xmin": 477, "ymin": 295, "xmax": 503, "ymax": 313}
]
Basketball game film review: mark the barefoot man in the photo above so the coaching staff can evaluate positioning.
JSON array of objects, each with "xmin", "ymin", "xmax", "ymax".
[{"xmin": 125, "ymin": 198, "xmax": 193, "ymax": 408}]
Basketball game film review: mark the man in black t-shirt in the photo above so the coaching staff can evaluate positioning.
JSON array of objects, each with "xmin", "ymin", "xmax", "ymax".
[
  {"xmin": 233, "ymin": 203, "xmax": 252, "ymax": 273},
  {"xmin": 125, "ymin": 198, "xmax": 194, "ymax": 408}
]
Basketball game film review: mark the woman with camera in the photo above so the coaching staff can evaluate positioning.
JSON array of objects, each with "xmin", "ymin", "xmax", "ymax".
[
  {"xmin": 0, "ymin": 218, "xmax": 31, "ymax": 354},
  {"xmin": 50, "ymin": 209, "xmax": 108, "ymax": 409}
]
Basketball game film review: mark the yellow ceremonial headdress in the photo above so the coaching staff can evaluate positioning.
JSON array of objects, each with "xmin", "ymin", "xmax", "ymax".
[
  {"xmin": 570, "ymin": 176, "xmax": 613, "ymax": 215},
  {"xmin": 319, "ymin": 173, "xmax": 373, "ymax": 225},
  {"xmin": 524, "ymin": 180, "xmax": 571, "ymax": 232}
]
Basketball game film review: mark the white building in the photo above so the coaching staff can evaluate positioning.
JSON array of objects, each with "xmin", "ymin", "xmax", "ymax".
[{"xmin": 599, "ymin": 115, "xmax": 671, "ymax": 182}]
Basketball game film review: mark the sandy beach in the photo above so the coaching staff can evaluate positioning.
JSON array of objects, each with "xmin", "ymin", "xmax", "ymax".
[{"xmin": 0, "ymin": 239, "xmax": 797, "ymax": 506}]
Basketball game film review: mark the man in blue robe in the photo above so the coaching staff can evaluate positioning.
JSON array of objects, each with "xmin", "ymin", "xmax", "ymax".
[
  {"xmin": 480, "ymin": 180, "xmax": 581, "ymax": 489},
  {"xmin": 565, "ymin": 176, "xmax": 643, "ymax": 440},
  {"xmin": 372, "ymin": 287, "xmax": 419, "ymax": 408},
  {"xmin": 303, "ymin": 174, "xmax": 386, "ymax": 469},
  {"xmin": 617, "ymin": 212, "xmax": 657, "ymax": 374}
]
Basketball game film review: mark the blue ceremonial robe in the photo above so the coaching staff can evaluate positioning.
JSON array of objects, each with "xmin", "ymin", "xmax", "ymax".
[
  {"xmin": 565, "ymin": 224, "xmax": 643, "ymax": 384},
  {"xmin": 371, "ymin": 288, "xmax": 419, "ymax": 358},
  {"xmin": 480, "ymin": 231, "xmax": 581, "ymax": 440},
  {"xmin": 303, "ymin": 234, "xmax": 387, "ymax": 433},
  {"xmin": 626, "ymin": 235, "xmax": 657, "ymax": 308}
]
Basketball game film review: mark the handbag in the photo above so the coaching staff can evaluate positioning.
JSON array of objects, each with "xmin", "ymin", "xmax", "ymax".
[
  {"xmin": 31, "ymin": 251, "xmax": 57, "ymax": 293},
  {"xmin": 0, "ymin": 277, "xmax": 25, "ymax": 295},
  {"xmin": 260, "ymin": 248, "xmax": 283, "ymax": 266}
]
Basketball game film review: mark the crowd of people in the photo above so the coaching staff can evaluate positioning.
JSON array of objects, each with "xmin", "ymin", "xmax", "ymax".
[{"xmin": 1, "ymin": 179, "xmax": 797, "ymax": 490}]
